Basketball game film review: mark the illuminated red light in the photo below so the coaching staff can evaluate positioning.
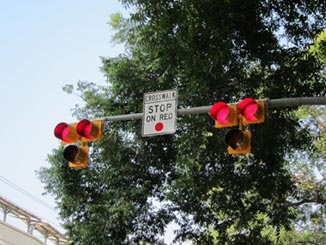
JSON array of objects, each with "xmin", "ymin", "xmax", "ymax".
[
  {"xmin": 76, "ymin": 119, "xmax": 93, "ymax": 139},
  {"xmin": 238, "ymin": 98, "xmax": 259, "ymax": 122},
  {"xmin": 210, "ymin": 102, "xmax": 231, "ymax": 125},
  {"xmin": 54, "ymin": 122, "xmax": 72, "ymax": 142}
]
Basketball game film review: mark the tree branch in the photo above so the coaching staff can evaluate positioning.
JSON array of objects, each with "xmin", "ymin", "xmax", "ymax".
[{"xmin": 286, "ymin": 199, "xmax": 316, "ymax": 207}]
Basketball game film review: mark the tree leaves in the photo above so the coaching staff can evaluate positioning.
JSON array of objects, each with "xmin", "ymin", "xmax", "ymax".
[{"xmin": 38, "ymin": 1, "xmax": 326, "ymax": 244}]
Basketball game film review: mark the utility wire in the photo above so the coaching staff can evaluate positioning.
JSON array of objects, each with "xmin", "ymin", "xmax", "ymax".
[
  {"xmin": 0, "ymin": 175, "xmax": 64, "ymax": 231},
  {"xmin": 0, "ymin": 175, "xmax": 55, "ymax": 211}
]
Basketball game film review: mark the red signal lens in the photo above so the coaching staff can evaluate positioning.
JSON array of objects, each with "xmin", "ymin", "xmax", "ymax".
[
  {"xmin": 238, "ymin": 97, "xmax": 259, "ymax": 122},
  {"xmin": 76, "ymin": 119, "xmax": 93, "ymax": 139},
  {"xmin": 217, "ymin": 106, "xmax": 230, "ymax": 125},
  {"xmin": 210, "ymin": 102, "xmax": 230, "ymax": 125},
  {"xmin": 54, "ymin": 122, "xmax": 72, "ymax": 142},
  {"xmin": 54, "ymin": 122, "xmax": 80, "ymax": 143},
  {"xmin": 243, "ymin": 103, "xmax": 259, "ymax": 121},
  {"xmin": 210, "ymin": 101, "xmax": 238, "ymax": 128}
]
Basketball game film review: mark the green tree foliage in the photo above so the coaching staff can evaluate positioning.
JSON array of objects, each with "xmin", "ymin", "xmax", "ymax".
[
  {"xmin": 278, "ymin": 30, "xmax": 326, "ymax": 244},
  {"xmin": 277, "ymin": 104, "xmax": 326, "ymax": 244},
  {"xmin": 310, "ymin": 30, "xmax": 326, "ymax": 63},
  {"xmin": 38, "ymin": 1, "xmax": 326, "ymax": 244}
]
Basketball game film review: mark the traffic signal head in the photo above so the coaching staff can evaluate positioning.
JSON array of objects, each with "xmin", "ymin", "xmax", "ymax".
[
  {"xmin": 54, "ymin": 119, "xmax": 103, "ymax": 144},
  {"xmin": 210, "ymin": 102, "xmax": 238, "ymax": 128},
  {"xmin": 63, "ymin": 145, "xmax": 89, "ymax": 169},
  {"xmin": 54, "ymin": 122, "xmax": 79, "ymax": 144},
  {"xmin": 225, "ymin": 129, "xmax": 251, "ymax": 155},
  {"xmin": 238, "ymin": 98, "xmax": 265, "ymax": 124},
  {"xmin": 76, "ymin": 119, "xmax": 103, "ymax": 142},
  {"xmin": 54, "ymin": 119, "xmax": 103, "ymax": 169}
]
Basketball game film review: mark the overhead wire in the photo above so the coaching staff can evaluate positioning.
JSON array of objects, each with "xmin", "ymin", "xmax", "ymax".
[
  {"xmin": 0, "ymin": 175, "xmax": 55, "ymax": 211},
  {"xmin": 0, "ymin": 175, "xmax": 65, "ymax": 232}
]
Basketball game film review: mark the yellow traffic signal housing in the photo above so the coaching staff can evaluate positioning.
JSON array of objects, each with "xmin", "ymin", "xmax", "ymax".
[
  {"xmin": 210, "ymin": 98, "xmax": 266, "ymax": 128},
  {"xmin": 77, "ymin": 119, "xmax": 103, "ymax": 143},
  {"xmin": 64, "ymin": 145, "xmax": 89, "ymax": 169},
  {"xmin": 54, "ymin": 119, "xmax": 103, "ymax": 144},
  {"xmin": 238, "ymin": 98, "xmax": 265, "ymax": 125},
  {"xmin": 54, "ymin": 119, "xmax": 103, "ymax": 169},
  {"xmin": 225, "ymin": 129, "xmax": 251, "ymax": 155},
  {"xmin": 54, "ymin": 122, "xmax": 80, "ymax": 145},
  {"xmin": 210, "ymin": 102, "xmax": 238, "ymax": 128}
]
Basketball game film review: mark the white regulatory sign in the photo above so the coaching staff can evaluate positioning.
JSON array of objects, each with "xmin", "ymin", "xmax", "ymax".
[{"xmin": 142, "ymin": 89, "xmax": 177, "ymax": 136}]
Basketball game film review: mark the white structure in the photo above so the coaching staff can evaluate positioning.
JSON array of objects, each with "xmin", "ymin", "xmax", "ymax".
[
  {"xmin": 143, "ymin": 89, "xmax": 177, "ymax": 136},
  {"xmin": 0, "ymin": 196, "xmax": 67, "ymax": 245}
]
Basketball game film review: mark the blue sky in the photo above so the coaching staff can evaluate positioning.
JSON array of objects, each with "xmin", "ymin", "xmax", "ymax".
[{"xmin": 0, "ymin": 0, "xmax": 126, "ymax": 233}]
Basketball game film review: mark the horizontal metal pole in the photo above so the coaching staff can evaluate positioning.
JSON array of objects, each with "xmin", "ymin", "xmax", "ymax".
[
  {"xmin": 103, "ymin": 97, "xmax": 326, "ymax": 122},
  {"xmin": 177, "ymin": 106, "xmax": 211, "ymax": 115},
  {"xmin": 105, "ymin": 113, "xmax": 143, "ymax": 122},
  {"xmin": 268, "ymin": 97, "xmax": 326, "ymax": 108}
]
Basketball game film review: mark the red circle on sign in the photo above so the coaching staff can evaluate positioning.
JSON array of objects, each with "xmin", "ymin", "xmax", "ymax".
[{"xmin": 155, "ymin": 122, "xmax": 164, "ymax": 131}]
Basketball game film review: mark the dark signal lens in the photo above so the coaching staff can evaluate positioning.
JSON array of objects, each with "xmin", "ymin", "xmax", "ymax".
[
  {"xmin": 63, "ymin": 145, "xmax": 88, "ymax": 165},
  {"xmin": 225, "ymin": 129, "xmax": 245, "ymax": 150},
  {"xmin": 63, "ymin": 145, "xmax": 79, "ymax": 162},
  {"xmin": 225, "ymin": 129, "xmax": 251, "ymax": 155}
]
